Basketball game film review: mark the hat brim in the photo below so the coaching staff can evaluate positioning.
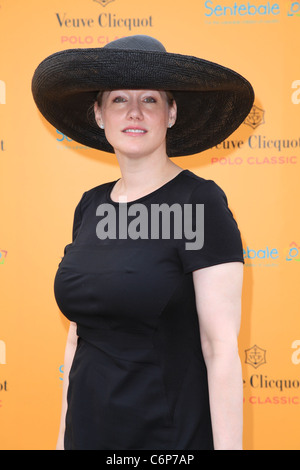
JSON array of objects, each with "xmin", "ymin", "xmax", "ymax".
[{"xmin": 32, "ymin": 48, "xmax": 254, "ymax": 157}]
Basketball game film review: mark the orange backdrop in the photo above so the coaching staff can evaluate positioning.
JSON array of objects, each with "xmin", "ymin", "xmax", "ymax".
[{"xmin": 0, "ymin": 0, "xmax": 299, "ymax": 450}]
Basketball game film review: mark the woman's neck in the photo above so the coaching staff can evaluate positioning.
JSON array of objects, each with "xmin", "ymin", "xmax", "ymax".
[{"xmin": 111, "ymin": 152, "xmax": 183, "ymax": 202}]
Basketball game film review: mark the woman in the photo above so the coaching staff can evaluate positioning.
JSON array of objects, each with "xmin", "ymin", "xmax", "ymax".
[{"xmin": 32, "ymin": 35, "xmax": 254, "ymax": 450}]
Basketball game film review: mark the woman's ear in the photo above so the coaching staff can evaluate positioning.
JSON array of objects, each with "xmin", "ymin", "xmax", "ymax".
[
  {"xmin": 168, "ymin": 100, "xmax": 177, "ymax": 128},
  {"xmin": 94, "ymin": 101, "xmax": 104, "ymax": 129}
]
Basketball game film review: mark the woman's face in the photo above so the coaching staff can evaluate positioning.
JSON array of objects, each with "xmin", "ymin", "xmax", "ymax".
[{"xmin": 94, "ymin": 89, "xmax": 177, "ymax": 158}]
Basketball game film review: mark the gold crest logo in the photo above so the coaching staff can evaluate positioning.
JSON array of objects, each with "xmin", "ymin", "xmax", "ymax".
[
  {"xmin": 244, "ymin": 104, "xmax": 265, "ymax": 129},
  {"xmin": 93, "ymin": 0, "xmax": 116, "ymax": 6},
  {"xmin": 245, "ymin": 345, "xmax": 267, "ymax": 369}
]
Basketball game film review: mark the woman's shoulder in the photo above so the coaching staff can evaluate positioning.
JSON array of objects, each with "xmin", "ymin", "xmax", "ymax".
[
  {"xmin": 178, "ymin": 170, "xmax": 227, "ymax": 201},
  {"xmin": 71, "ymin": 180, "xmax": 116, "ymax": 220},
  {"xmin": 85, "ymin": 179, "xmax": 117, "ymax": 197},
  {"xmin": 78, "ymin": 179, "xmax": 116, "ymax": 203}
]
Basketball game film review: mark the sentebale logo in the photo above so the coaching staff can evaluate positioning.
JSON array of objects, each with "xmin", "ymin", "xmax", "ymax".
[
  {"xmin": 204, "ymin": 1, "xmax": 281, "ymax": 17},
  {"xmin": 287, "ymin": 1, "xmax": 300, "ymax": 16}
]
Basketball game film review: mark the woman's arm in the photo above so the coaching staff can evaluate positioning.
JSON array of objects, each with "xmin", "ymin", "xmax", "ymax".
[
  {"xmin": 56, "ymin": 321, "xmax": 78, "ymax": 450},
  {"xmin": 193, "ymin": 262, "xmax": 244, "ymax": 450}
]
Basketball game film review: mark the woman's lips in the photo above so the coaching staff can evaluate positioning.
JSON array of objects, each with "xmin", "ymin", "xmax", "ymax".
[{"xmin": 122, "ymin": 127, "xmax": 147, "ymax": 134}]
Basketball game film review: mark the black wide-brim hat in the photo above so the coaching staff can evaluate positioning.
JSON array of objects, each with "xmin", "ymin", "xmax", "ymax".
[{"xmin": 32, "ymin": 35, "xmax": 254, "ymax": 157}]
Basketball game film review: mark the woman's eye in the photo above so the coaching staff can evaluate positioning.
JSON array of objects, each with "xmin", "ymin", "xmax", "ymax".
[
  {"xmin": 113, "ymin": 96, "xmax": 126, "ymax": 103},
  {"xmin": 143, "ymin": 97, "xmax": 156, "ymax": 103}
]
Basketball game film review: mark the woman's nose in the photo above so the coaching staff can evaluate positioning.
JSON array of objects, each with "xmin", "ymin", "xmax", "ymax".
[{"xmin": 126, "ymin": 100, "xmax": 143, "ymax": 120}]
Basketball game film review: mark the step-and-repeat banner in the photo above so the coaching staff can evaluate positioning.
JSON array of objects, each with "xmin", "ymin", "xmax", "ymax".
[{"xmin": 0, "ymin": 0, "xmax": 299, "ymax": 450}]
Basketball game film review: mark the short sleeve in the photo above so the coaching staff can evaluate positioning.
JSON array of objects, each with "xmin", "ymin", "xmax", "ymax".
[{"xmin": 178, "ymin": 180, "xmax": 244, "ymax": 273}]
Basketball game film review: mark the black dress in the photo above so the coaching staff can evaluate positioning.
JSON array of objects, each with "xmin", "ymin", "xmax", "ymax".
[{"xmin": 54, "ymin": 170, "xmax": 244, "ymax": 450}]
